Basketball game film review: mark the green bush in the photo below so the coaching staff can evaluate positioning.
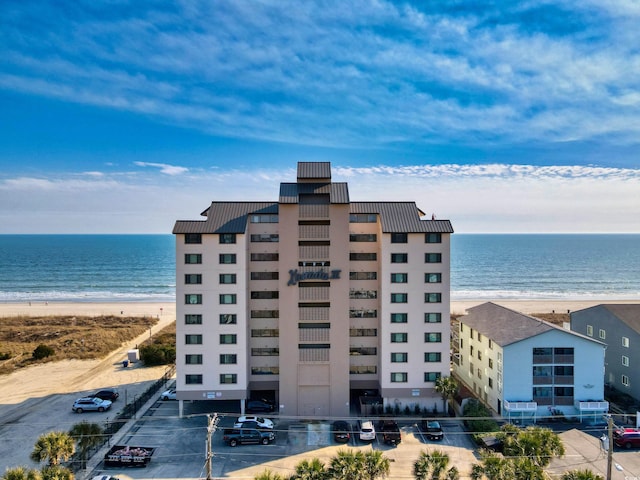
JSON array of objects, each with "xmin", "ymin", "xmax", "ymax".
[
  {"xmin": 140, "ymin": 344, "xmax": 176, "ymax": 366},
  {"xmin": 33, "ymin": 344, "xmax": 55, "ymax": 360},
  {"xmin": 463, "ymin": 399, "xmax": 499, "ymax": 434}
]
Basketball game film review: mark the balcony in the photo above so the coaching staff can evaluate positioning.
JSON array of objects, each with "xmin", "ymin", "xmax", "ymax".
[
  {"xmin": 299, "ymin": 287, "xmax": 330, "ymax": 301},
  {"xmin": 504, "ymin": 400, "xmax": 538, "ymax": 412},
  {"xmin": 299, "ymin": 224, "xmax": 330, "ymax": 239},
  {"xmin": 299, "ymin": 328, "xmax": 330, "ymax": 342},
  {"xmin": 578, "ymin": 400, "xmax": 609, "ymax": 411},
  {"xmin": 299, "ymin": 204, "xmax": 329, "ymax": 219}
]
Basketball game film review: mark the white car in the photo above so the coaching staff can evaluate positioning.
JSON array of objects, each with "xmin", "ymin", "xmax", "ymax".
[
  {"xmin": 358, "ymin": 419, "xmax": 376, "ymax": 442},
  {"xmin": 160, "ymin": 389, "xmax": 177, "ymax": 400},
  {"xmin": 234, "ymin": 416, "xmax": 274, "ymax": 429}
]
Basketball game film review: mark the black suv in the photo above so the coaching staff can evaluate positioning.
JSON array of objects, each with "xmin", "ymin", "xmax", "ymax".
[
  {"xmin": 92, "ymin": 388, "xmax": 119, "ymax": 402},
  {"xmin": 422, "ymin": 419, "xmax": 444, "ymax": 440},
  {"xmin": 332, "ymin": 420, "xmax": 351, "ymax": 443},
  {"xmin": 247, "ymin": 399, "xmax": 275, "ymax": 412},
  {"xmin": 222, "ymin": 428, "xmax": 275, "ymax": 447}
]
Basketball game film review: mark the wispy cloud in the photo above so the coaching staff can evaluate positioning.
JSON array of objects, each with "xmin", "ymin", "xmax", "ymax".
[
  {"xmin": 2, "ymin": 1, "xmax": 640, "ymax": 151},
  {"xmin": 133, "ymin": 162, "xmax": 189, "ymax": 175}
]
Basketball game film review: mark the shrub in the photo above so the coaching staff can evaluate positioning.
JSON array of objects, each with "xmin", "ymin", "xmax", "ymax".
[
  {"xmin": 33, "ymin": 344, "xmax": 55, "ymax": 360},
  {"xmin": 140, "ymin": 344, "xmax": 176, "ymax": 366},
  {"xmin": 463, "ymin": 399, "xmax": 499, "ymax": 434}
]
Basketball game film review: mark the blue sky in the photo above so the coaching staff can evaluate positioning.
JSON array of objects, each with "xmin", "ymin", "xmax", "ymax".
[{"xmin": 1, "ymin": 0, "xmax": 639, "ymax": 233}]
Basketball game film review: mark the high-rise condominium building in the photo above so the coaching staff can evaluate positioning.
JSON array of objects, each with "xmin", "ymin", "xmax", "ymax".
[{"xmin": 172, "ymin": 162, "xmax": 454, "ymax": 417}]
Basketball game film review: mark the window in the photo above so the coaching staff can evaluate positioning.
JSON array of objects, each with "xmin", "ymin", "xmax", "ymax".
[
  {"xmin": 425, "ymin": 313, "xmax": 442, "ymax": 323},
  {"xmin": 424, "ymin": 372, "xmax": 441, "ymax": 382},
  {"xmin": 220, "ymin": 354, "xmax": 237, "ymax": 364},
  {"xmin": 350, "ymin": 271, "xmax": 377, "ymax": 280},
  {"xmin": 425, "ymin": 352, "xmax": 441, "ymax": 362},
  {"xmin": 349, "ymin": 287, "xmax": 376, "ymax": 299},
  {"xmin": 622, "ymin": 374, "xmax": 630, "ymax": 386},
  {"xmin": 425, "ymin": 273, "xmax": 442, "ymax": 283},
  {"xmin": 488, "ymin": 378, "xmax": 493, "ymax": 389},
  {"xmin": 391, "ymin": 333, "xmax": 408, "ymax": 343},
  {"xmin": 350, "ymin": 252, "xmax": 377, "ymax": 261},
  {"xmin": 185, "ymin": 233, "xmax": 202, "ymax": 244},
  {"xmin": 622, "ymin": 336, "xmax": 629, "ymax": 348},
  {"xmin": 185, "ymin": 314, "xmax": 202, "ymax": 325},
  {"xmin": 252, "ymin": 348, "xmax": 279, "ymax": 356},
  {"xmin": 251, "ymin": 310, "xmax": 279, "ymax": 318},
  {"xmin": 350, "ymin": 365, "xmax": 377, "ymax": 374},
  {"xmin": 350, "ymin": 347, "xmax": 377, "ymax": 355},
  {"xmin": 185, "ymin": 374, "xmax": 202, "ymax": 384},
  {"xmin": 220, "ymin": 334, "xmax": 237, "ymax": 344},
  {"xmin": 251, "ymin": 253, "xmax": 279, "ymax": 261},
  {"xmin": 349, "ymin": 328, "xmax": 377, "ymax": 337},
  {"xmin": 391, "ymin": 233, "xmax": 408, "ymax": 243},
  {"xmin": 599, "ymin": 329, "xmax": 606, "ymax": 340},
  {"xmin": 251, "ymin": 271, "xmax": 279, "ymax": 280},
  {"xmin": 185, "ymin": 334, "xmax": 202, "ymax": 345},
  {"xmin": 391, "ymin": 293, "xmax": 408, "ymax": 303},
  {"xmin": 425, "ymin": 233, "xmax": 442, "ymax": 243},
  {"xmin": 220, "ymin": 374, "xmax": 237, "ymax": 384},
  {"xmin": 470, "ymin": 346, "xmax": 474, "ymax": 356},
  {"xmin": 622, "ymin": 355, "xmax": 629, "ymax": 367},
  {"xmin": 185, "ymin": 354, "xmax": 202, "ymax": 365},
  {"xmin": 391, "ymin": 352, "xmax": 408, "ymax": 362},
  {"xmin": 586, "ymin": 325, "xmax": 593, "ymax": 336},
  {"xmin": 488, "ymin": 339, "xmax": 493, "ymax": 349},
  {"xmin": 251, "ymin": 233, "xmax": 279, "ymax": 242},
  {"xmin": 391, "ymin": 313, "xmax": 408, "ymax": 323},
  {"xmin": 219, "ymin": 253, "xmax": 236, "ymax": 264},
  {"xmin": 250, "ymin": 214, "xmax": 278, "ymax": 223},
  {"xmin": 554, "ymin": 387, "xmax": 574, "ymax": 398},
  {"xmin": 252, "ymin": 367, "xmax": 279, "ymax": 375},
  {"xmin": 251, "ymin": 291, "xmax": 279, "ymax": 299},
  {"xmin": 391, "ymin": 273, "xmax": 408, "ymax": 283},
  {"xmin": 185, "ymin": 294, "xmax": 202, "ymax": 305},
  {"xmin": 185, "ymin": 274, "xmax": 202, "ymax": 284},
  {"xmin": 391, "ymin": 253, "xmax": 408, "ymax": 263},
  {"xmin": 220, "ymin": 294, "xmax": 237, "ymax": 304},
  {"xmin": 251, "ymin": 329, "xmax": 279, "ymax": 337},
  {"xmin": 425, "ymin": 332, "xmax": 442, "ymax": 343},
  {"xmin": 425, "ymin": 293, "xmax": 442, "ymax": 303},
  {"xmin": 185, "ymin": 253, "xmax": 202, "ymax": 264},
  {"xmin": 350, "ymin": 309, "xmax": 377, "ymax": 318},
  {"xmin": 219, "ymin": 233, "xmax": 236, "ymax": 244},
  {"xmin": 220, "ymin": 314, "xmax": 237, "ymax": 324},
  {"xmin": 425, "ymin": 253, "xmax": 442, "ymax": 263},
  {"xmin": 350, "ymin": 213, "xmax": 377, "ymax": 223},
  {"xmin": 350, "ymin": 233, "xmax": 377, "ymax": 242},
  {"xmin": 477, "ymin": 333, "xmax": 482, "ymax": 341},
  {"xmin": 220, "ymin": 273, "xmax": 236, "ymax": 284},
  {"xmin": 477, "ymin": 368, "xmax": 482, "ymax": 379},
  {"xmin": 488, "ymin": 358, "xmax": 494, "ymax": 369},
  {"xmin": 391, "ymin": 372, "xmax": 408, "ymax": 382}
]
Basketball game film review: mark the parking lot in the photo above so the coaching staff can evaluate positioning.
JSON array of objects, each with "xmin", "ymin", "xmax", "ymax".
[{"xmin": 88, "ymin": 400, "xmax": 479, "ymax": 479}]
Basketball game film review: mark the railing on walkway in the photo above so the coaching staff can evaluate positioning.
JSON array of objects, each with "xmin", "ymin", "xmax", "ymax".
[{"xmin": 67, "ymin": 365, "xmax": 175, "ymax": 473}]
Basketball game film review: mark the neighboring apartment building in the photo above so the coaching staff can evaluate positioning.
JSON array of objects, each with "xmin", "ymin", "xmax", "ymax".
[
  {"xmin": 454, "ymin": 302, "xmax": 608, "ymax": 423},
  {"xmin": 571, "ymin": 304, "xmax": 640, "ymax": 403},
  {"xmin": 172, "ymin": 162, "xmax": 454, "ymax": 417}
]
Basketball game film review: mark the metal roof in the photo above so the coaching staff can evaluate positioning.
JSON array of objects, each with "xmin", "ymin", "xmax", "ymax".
[
  {"xmin": 350, "ymin": 202, "xmax": 454, "ymax": 233},
  {"xmin": 172, "ymin": 202, "xmax": 278, "ymax": 234},
  {"xmin": 279, "ymin": 182, "xmax": 349, "ymax": 204},
  {"xmin": 573, "ymin": 304, "xmax": 640, "ymax": 334},
  {"xmin": 461, "ymin": 302, "xmax": 603, "ymax": 347},
  {"xmin": 297, "ymin": 162, "xmax": 331, "ymax": 180}
]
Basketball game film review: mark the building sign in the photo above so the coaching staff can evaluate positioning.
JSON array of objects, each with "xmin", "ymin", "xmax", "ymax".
[{"xmin": 287, "ymin": 268, "xmax": 341, "ymax": 286}]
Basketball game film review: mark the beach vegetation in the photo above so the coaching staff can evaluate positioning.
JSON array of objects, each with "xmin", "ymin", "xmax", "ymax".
[
  {"xmin": 463, "ymin": 399, "xmax": 499, "ymax": 436},
  {"xmin": 32, "ymin": 344, "xmax": 55, "ymax": 360},
  {"xmin": 0, "ymin": 315, "xmax": 157, "ymax": 374},
  {"xmin": 68, "ymin": 421, "xmax": 104, "ymax": 470},
  {"xmin": 1, "ymin": 466, "xmax": 42, "ymax": 480},
  {"xmin": 139, "ymin": 343, "xmax": 176, "ymax": 366}
]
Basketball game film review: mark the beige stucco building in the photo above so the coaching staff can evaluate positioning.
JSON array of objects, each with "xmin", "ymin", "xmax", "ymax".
[{"xmin": 172, "ymin": 162, "xmax": 454, "ymax": 417}]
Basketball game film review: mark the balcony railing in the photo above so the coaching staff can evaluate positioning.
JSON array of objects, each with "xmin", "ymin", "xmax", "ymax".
[
  {"xmin": 299, "ymin": 204, "xmax": 329, "ymax": 219},
  {"xmin": 299, "ymin": 224, "xmax": 330, "ymax": 239},
  {"xmin": 504, "ymin": 400, "xmax": 538, "ymax": 411},
  {"xmin": 578, "ymin": 400, "xmax": 609, "ymax": 411},
  {"xmin": 299, "ymin": 328, "xmax": 330, "ymax": 342}
]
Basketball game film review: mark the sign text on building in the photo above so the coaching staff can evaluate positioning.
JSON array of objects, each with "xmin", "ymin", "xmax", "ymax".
[{"xmin": 287, "ymin": 268, "xmax": 341, "ymax": 286}]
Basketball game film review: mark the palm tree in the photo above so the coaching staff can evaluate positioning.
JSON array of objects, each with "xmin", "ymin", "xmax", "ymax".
[
  {"xmin": 291, "ymin": 458, "xmax": 327, "ymax": 480},
  {"xmin": 362, "ymin": 450, "xmax": 390, "ymax": 480},
  {"xmin": 413, "ymin": 450, "xmax": 456, "ymax": 480},
  {"xmin": 561, "ymin": 469, "xmax": 604, "ymax": 480},
  {"xmin": 413, "ymin": 451, "xmax": 431, "ymax": 480},
  {"xmin": 1, "ymin": 466, "xmax": 42, "ymax": 480},
  {"xmin": 30, "ymin": 432, "xmax": 75, "ymax": 467},
  {"xmin": 501, "ymin": 425, "xmax": 565, "ymax": 468},
  {"xmin": 445, "ymin": 466, "xmax": 459, "ymax": 480},
  {"xmin": 253, "ymin": 470, "xmax": 285, "ymax": 480},
  {"xmin": 40, "ymin": 466, "xmax": 74, "ymax": 480},
  {"xmin": 327, "ymin": 449, "xmax": 365, "ymax": 479},
  {"xmin": 68, "ymin": 421, "xmax": 104, "ymax": 469},
  {"xmin": 434, "ymin": 376, "xmax": 458, "ymax": 415}
]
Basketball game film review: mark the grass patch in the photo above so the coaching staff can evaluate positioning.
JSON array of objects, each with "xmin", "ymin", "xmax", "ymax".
[{"xmin": 0, "ymin": 315, "xmax": 159, "ymax": 374}]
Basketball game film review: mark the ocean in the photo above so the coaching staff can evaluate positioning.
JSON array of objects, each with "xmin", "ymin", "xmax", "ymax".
[{"xmin": 0, "ymin": 234, "xmax": 638, "ymax": 303}]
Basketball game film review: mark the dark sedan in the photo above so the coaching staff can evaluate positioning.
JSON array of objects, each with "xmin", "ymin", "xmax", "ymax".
[{"xmin": 92, "ymin": 388, "xmax": 119, "ymax": 402}]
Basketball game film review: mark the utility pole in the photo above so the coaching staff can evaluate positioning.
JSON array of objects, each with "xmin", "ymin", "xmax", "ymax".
[
  {"xmin": 206, "ymin": 413, "xmax": 218, "ymax": 480},
  {"xmin": 606, "ymin": 415, "xmax": 614, "ymax": 480}
]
